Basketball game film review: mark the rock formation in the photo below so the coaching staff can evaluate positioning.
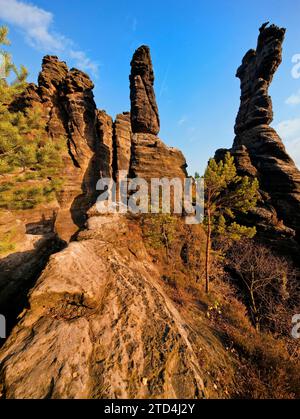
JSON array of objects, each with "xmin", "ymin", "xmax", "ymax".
[
  {"xmin": 8, "ymin": 48, "xmax": 186, "ymax": 245},
  {"xmin": 234, "ymin": 23, "xmax": 286, "ymax": 133},
  {"xmin": 97, "ymin": 110, "xmax": 114, "ymax": 178},
  {"xmin": 129, "ymin": 46, "xmax": 187, "ymax": 180},
  {"xmin": 216, "ymin": 23, "xmax": 300, "ymax": 258},
  {"xmin": 11, "ymin": 56, "xmax": 103, "ymax": 242},
  {"xmin": 0, "ymin": 209, "xmax": 207, "ymax": 399},
  {"xmin": 0, "ymin": 46, "xmax": 188, "ymax": 355},
  {"xmin": 130, "ymin": 133, "xmax": 187, "ymax": 181},
  {"xmin": 114, "ymin": 112, "xmax": 132, "ymax": 181},
  {"xmin": 130, "ymin": 46, "xmax": 160, "ymax": 135},
  {"xmin": 2, "ymin": 24, "xmax": 300, "ymax": 400},
  {"xmin": 1, "ymin": 57, "xmax": 104, "ymax": 337}
]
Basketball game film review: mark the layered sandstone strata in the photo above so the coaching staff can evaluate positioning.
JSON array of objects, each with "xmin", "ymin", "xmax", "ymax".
[
  {"xmin": 130, "ymin": 45, "xmax": 160, "ymax": 135},
  {"xmin": 216, "ymin": 23, "xmax": 300, "ymax": 258}
]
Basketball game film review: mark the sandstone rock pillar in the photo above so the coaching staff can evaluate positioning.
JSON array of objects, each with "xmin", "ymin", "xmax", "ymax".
[{"xmin": 130, "ymin": 45, "xmax": 160, "ymax": 135}]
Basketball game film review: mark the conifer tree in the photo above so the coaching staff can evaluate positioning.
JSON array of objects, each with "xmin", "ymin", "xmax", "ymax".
[
  {"xmin": 0, "ymin": 26, "xmax": 66, "ymax": 210},
  {"xmin": 204, "ymin": 152, "xmax": 259, "ymax": 293}
]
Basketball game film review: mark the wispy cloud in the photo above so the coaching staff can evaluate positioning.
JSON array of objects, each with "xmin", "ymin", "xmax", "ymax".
[
  {"xmin": 0, "ymin": 0, "xmax": 98, "ymax": 75},
  {"xmin": 285, "ymin": 89, "xmax": 300, "ymax": 106},
  {"xmin": 132, "ymin": 18, "xmax": 137, "ymax": 32},
  {"xmin": 178, "ymin": 116, "xmax": 188, "ymax": 126},
  {"xmin": 69, "ymin": 50, "xmax": 98, "ymax": 76},
  {"xmin": 159, "ymin": 64, "xmax": 169, "ymax": 98},
  {"xmin": 187, "ymin": 127, "xmax": 197, "ymax": 143},
  {"xmin": 275, "ymin": 118, "xmax": 300, "ymax": 167}
]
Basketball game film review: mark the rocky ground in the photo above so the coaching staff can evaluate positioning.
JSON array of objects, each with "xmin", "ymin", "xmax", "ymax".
[{"xmin": 0, "ymin": 211, "xmax": 207, "ymax": 399}]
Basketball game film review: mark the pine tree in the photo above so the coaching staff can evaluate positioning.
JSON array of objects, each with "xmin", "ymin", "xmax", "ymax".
[
  {"xmin": 204, "ymin": 152, "xmax": 259, "ymax": 293},
  {"xmin": 0, "ymin": 26, "xmax": 31, "ymax": 172},
  {"xmin": 0, "ymin": 26, "xmax": 66, "ymax": 210}
]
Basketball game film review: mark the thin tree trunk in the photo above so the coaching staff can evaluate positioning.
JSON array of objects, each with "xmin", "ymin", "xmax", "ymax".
[
  {"xmin": 205, "ymin": 209, "xmax": 211, "ymax": 293},
  {"xmin": 250, "ymin": 274, "xmax": 260, "ymax": 331},
  {"xmin": 162, "ymin": 224, "xmax": 169, "ymax": 259}
]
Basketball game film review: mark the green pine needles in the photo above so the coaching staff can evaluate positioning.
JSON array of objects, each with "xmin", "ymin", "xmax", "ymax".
[{"xmin": 0, "ymin": 26, "xmax": 67, "ymax": 210}]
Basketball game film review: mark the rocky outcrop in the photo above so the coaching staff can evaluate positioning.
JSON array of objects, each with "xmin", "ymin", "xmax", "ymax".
[
  {"xmin": 234, "ymin": 23, "xmax": 286, "ymax": 133},
  {"xmin": 216, "ymin": 23, "xmax": 300, "ymax": 257},
  {"xmin": 130, "ymin": 134, "xmax": 188, "ymax": 181},
  {"xmin": 130, "ymin": 46, "xmax": 160, "ymax": 135},
  {"xmin": 1, "ymin": 47, "xmax": 189, "ymax": 331},
  {"xmin": 0, "ymin": 41, "xmax": 194, "ymax": 390},
  {"xmin": 114, "ymin": 112, "xmax": 132, "ymax": 181},
  {"xmin": 9, "ymin": 48, "xmax": 188, "ymax": 246},
  {"xmin": 129, "ymin": 47, "xmax": 187, "ymax": 180},
  {"xmin": 56, "ymin": 67, "xmax": 102, "ymax": 240},
  {"xmin": 0, "ymin": 57, "xmax": 104, "ymax": 336},
  {"xmin": 0, "ymin": 210, "xmax": 206, "ymax": 399},
  {"xmin": 4, "ymin": 26, "xmax": 300, "ymax": 401},
  {"xmin": 97, "ymin": 110, "xmax": 114, "ymax": 179},
  {"xmin": 11, "ymin": 56, "xmax": 102, "ymax": 242},
  {"xmin": 0, "ymin": 210, "xmax": 62, "ymax": 337}
]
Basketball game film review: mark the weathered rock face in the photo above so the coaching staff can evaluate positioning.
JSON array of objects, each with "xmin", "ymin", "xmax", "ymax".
[
  {"xmin": 0, "ymin": 210, "xmax": 62, "ymax": 337},
  {"xmin": 0, "ymin": 211, "xmax": 206, "ymax": 399},
  {"xmin": 56, "ymin": 67, "xmax": 101, "ymax": 239},
  {"xmin": 9, "ymin": 50, "xmax": 187, "ymax": 247},
  {"xmin": 1, "ymin": 57, "xmax": 104, "ymax": 334},
  {"xmin": 129, "ymin": 46, "xmax": 187, "ymax": 180},
  {"xmin": 234, "ymin": 23, "xmax": 286, "ymax": 134},
  {"xmin": 114, "ymin": 112, "xmax": 132, "ymax": 181},
  {"xmin": 130, "ymin": 134, "xmax": 188, "ymax": 181},
  {"xmin": 130, "ymin": 46, "xmax": 160, "ymax": 135},
  {"xmin": 11, "ymin": 56, "xmax": 103, "ymax": 242},
  {"xmin": 97, "ymin": 110, "xmax": 114, "ymax": 179},
  {"xmin": 216, "ymin": 23, "xmax": 300, "ymax": 258},
  {"xmin": 1, "ymin": 48, "xmax": 189, "ymax": 332},
  {"xmin": 3, "ymin": 46, "xmax": 189, "ymax": 305}
]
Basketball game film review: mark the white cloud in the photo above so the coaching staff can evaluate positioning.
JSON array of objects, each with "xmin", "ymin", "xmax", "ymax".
[
  {"xmin": 178, "ymin": 116, "xmax": 188, "ymax": 126},
  {"xmin": 285, "ymin": 90, "xmax": 300, "ymax": 106},
  {"xmin": 132, "ymin": 18, "xmax": 137, "ymax": 32},
  {"xmin": 276, "ymin": 118, "xmax": 300, "ymax": 139},
  {"xmin": 159, "ymin": 65, "xmax": 169, "ymax": 98},
  {"xmin": 69, "ymin": 50, "xmax": 98, "ymax": 76},
  {"xmin": 0, "ymin": 0, "xmax": 98, "ymax": 75},
  {"xmin": 275, "ymin": 118, "xmax": 300, "ymax": 168}
]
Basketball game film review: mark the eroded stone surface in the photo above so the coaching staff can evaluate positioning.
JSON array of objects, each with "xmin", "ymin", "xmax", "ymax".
[
  {"xmin": 216, "ymin": 23, "xmax": 300, "ymax": 257},
  {"xmin": 114, "ymin": 112, "xmax": 132, "ymax": 181},
  {"xmin": 130, "ymin": 46, "xmax": 160, "ymax": 135},
  {"xmin": 97, "ymin": 110, "xmax": 114, "ymax": 178},
  {"xmin": 235, "ymin": 23, "xmax": 286, "ymax": 134},
  {"xmin": 130, "ymin": 133, "xmax": 188, "ymax": 181},
  {"xmin": 0, "ymin": 213, "xmax": 205, "ymax": 399}
]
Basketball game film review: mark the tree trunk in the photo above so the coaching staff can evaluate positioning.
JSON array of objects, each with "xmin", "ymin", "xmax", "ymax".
[
  {"xmin": 250, "ymin": 275, "xmax": 260, "ymax": 332},
  {"xmin": 205, "ymin": 209, "xmax": 211, "ymax": 293},
  {"xmin": 162, "ymin": 223, "xmax": 169, "ymax": 259}
]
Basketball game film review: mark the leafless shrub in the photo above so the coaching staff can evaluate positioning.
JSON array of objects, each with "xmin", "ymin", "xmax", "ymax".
[{"xmin": 226, "ymin": 239, "xmax": 300, "ymax": 336}]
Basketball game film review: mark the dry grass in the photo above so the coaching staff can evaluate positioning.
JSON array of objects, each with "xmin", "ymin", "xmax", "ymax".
[{"xmin": 140, "ymin": 215, "xmax": 300, "ymax": 399}]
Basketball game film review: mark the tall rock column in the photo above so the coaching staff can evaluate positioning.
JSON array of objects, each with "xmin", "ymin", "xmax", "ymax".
[
  {"xmin": 97, "ymin": 110, "xmax": 114, "ymax": 179},
  {"xmin": 234, "ymin": 23, "xmax": 286, "ymax": 133},
  {"xmin": 216, "ymin": 23, "xmax": 300, "ymax": 257},
  {"xmin": 130, "ymin": 45, "xmax": 160, "ymax": 135},
  {"xmin": 129, "ymin": 46, "xmax": 187, "ymax": 181},
  {"xmin": 233, "ymin": 23, "xmax": 300, "ymax": 238},
  {"xmin": 113, "ymin": 112, "xmax": 132, "ymax": 182}
]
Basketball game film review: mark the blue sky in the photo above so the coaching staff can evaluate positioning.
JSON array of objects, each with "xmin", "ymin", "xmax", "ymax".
[{"xmin": 1, "ymin": 0, "xmax": 300, "ymax": 175}]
